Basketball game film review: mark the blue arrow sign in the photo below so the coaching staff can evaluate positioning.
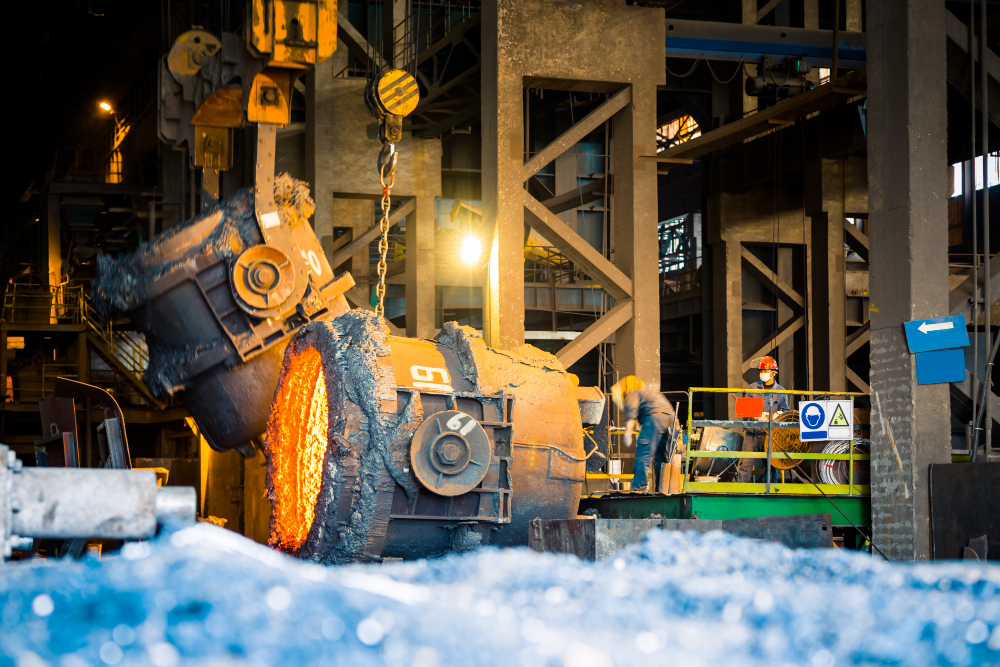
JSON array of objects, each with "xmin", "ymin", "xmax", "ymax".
[{"xmin": 903, "ymin": 315, "xmax": 969, "ymax": 353}]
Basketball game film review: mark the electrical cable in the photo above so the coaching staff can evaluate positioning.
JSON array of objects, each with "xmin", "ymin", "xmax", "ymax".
[
  {"xmin": 664, "ymin": 56, "xmax": 705, "ymax": 79},
  {"xmin": 971, "ymin": 0, "xmax": 980, "ymax": 461},
  {"xmin": 704, "ymin": 58, "xmax": 746, "ymax": 85},
  {"xmin": 971, "ymin": 326, "xmax": 1000, "ymax": 455},
  {"xmin": 787, "ymin": 464, "xmax": 889, "ymax": 561}
]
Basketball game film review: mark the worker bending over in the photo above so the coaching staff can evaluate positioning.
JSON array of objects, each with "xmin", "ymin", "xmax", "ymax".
[
  {"xmin": 738, "ymin": 356, "xmax": 789, "ymax": 483},
  {"xmin": 613, "ymin": 376, "xmax": 675, "ymax": 493}
]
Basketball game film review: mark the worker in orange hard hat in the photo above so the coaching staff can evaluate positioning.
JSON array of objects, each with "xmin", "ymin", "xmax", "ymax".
[
  {"xmin": 612, "ymin": 375, "xmax": 675, "ymax": 493},
  {"xmin": 738, "ymin": 356, "xmax": 790, "ymax": 483}
]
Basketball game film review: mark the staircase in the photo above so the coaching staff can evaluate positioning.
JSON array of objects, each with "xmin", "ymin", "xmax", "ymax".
[{"xmin": 2, "ymin": 282, "xmax": 161, "ymax": 408}]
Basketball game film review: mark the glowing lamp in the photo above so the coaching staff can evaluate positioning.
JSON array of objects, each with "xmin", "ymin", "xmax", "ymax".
[{"xmin": 460, "ymin": 235, "xmax": 482, "ymax": 265}]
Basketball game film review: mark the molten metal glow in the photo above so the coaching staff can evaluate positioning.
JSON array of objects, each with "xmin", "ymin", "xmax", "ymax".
[{"xmin": 269, "ymin": 347, "xmax": 329, "ymax": 553}]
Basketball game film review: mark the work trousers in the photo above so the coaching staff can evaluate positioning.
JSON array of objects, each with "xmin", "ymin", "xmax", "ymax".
[
  {"xmin": 737, "ymin": 429, "xmax": 771, "ymax": 482},
  {"xmin": 632, "ymin": 417, "xmax": 673, "ymax": 492}
]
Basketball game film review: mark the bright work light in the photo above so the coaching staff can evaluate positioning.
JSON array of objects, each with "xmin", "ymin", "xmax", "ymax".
[{"xmin": 460, "ymin": 235, "xmax": 481, "ymax": 265}]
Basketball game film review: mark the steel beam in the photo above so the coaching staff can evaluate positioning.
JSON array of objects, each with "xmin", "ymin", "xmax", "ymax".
[
  {"xmin": 663, "ymin": 19, "xmax": 866, "ymax": 68},
  {"xmin": 742, "ymin": 315, "xmax": 805, "ymax": 372},
  {"xmin": 846, "ymin": 367, "xmax": 871, "ymax": 393},
  {"xmin": 846, "ymin": 322, "xmax": 871, "ymax": 357},
  {"xmin": 949, "ymin": 256, "xmax": 1000, "ymax": 320},
  {"xmin": 659, "ymin": 68, "xmax": 866, "ymax": 161},
  {"xmin": 945, "ymin": 10, "xmax": 1000, "ymax": 130},
  {"xmin": 844, "ymin": 220, "xmax": 869, "ymax": 262},
  {"xmin": 522, "ymin": 88, "xmax": 631, "ymax": 181},
  {"xmin": 330, "ymin": 199, "xmax": 415, "ymax": 269},
  {"xmin": 556, "ymin": 300, "xmax": 633, "ymax": 368},
  {"xmin": 739, "ymin": 246, "xmax": 805, "ymax": 309},
  {"xmin": 524, "ymin": 192, "xmax": 632, "ymax": 300},
  {"xmin": 541, "ymin": 177, "xmax": 610, "ymax": 215}
]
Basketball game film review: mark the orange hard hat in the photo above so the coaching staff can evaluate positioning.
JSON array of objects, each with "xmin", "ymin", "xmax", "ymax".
[{"xmin": 758, "ymin": 356, "xmax": 778, "ymax": 371}]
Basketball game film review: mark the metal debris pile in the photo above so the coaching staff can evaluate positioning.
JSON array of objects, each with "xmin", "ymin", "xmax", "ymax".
[{"xmin": 2, "ymin": 524, "xmax": 999, "ymax": 666}]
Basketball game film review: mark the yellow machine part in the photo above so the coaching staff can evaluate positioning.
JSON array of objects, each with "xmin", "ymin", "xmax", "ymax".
[
  {"xmin": 190, "ymin": 87, "xmax": 244, "ymax": 129},
  {"xmin": 192, "ymin": 126, "xmax": 232, "ymax": 170},
  {"xmin": 376, "ymin": 69, "xmax": 420, "ymax": 117},
  {"xmin": 247, "ymin": 69, "xmax": 293, "ymax": 125},
  {"xmin": 764, "ymin": 412, "xmax": 811, "ymax": 470},
  {"xmin": 167, "ymin": 29, "xmax": 222, "ymax": 77},
  {"xmin": 248, "ymin": 0, "xmax": 337, "ymax": 67}
]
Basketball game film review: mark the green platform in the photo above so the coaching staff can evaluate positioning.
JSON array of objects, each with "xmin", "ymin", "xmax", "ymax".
[{"xmin": 578, "ymin": 493, "xmax": 870, "ymax": 528}]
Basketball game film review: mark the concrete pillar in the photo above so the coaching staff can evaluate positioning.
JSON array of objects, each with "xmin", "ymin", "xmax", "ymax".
[
  {"xmin": 306, "ymin": 69, "xmax": 441, "ymax": 338},
  {"xmin": 612, "ymin": 81, "xmax": 661, "ymax": 384},
  {"xmin": 711, "ymin": 235, "xmax": 744, "ymax": 416},
  {"xmin": 868, "ymin": 0, "xmax": 951, "ymax": 560},
  {"xmin": 44, "ymin": 194, "xmax": 61, "ymax": 288},
  {"xmin": 806, "ymin": 158, "xmax": 847, "ymax": 393},
  {"xmin": 481, "ymin": 1, "xmax": 526, "ymax": 349},
  {"xmin": 845, "ymin": 0, "xmax": 863, "ymax": 33},
  {"xmin": 481, "ymin": 0, "xmax": 664, "ymax": 382}
]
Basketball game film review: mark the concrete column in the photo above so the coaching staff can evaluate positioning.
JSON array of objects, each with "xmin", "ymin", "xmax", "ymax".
[
  {"xmin": 868, "ymin": 0, "xmax": 951, "ymax": 560},
  {"xmin": 806, "ymin": 158, "xmax": 847, "ymax": 393},
  {"xmin": 481, "ymin": 0, "xmax": 526, "ymax": 349},
  {"xmin": 612, "ymin": 80, "xmax": 661, "ymax": 384},
  {"xmin": 712, "ymin": 236, "xmax": 743, "ymax": 417},
  {"xmin": 44, "ymin": 194, "xmax": 61, "ymax": 288},
  {"xmin": 845, "ymin": 0, "xmax": 862, "ymax": 33},
  {"xmin": 481, "ymin": 0, "xmax": 664, "ymax": 373}
]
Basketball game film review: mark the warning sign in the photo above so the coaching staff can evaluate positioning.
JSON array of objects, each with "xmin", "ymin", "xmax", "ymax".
[
  {"xmin": 798, "ymin": 399, "xmax": 853, "ymax": 441},
  {"xmin": 829, "ymin": 404, "xmax": 849, "ymax": 427},
  {"xmin": 827, "ymin": 400, "xmax": 853, "ymax": 439}
]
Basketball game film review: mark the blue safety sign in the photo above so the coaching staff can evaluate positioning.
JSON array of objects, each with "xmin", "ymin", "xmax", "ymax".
[
  {"xmin": 799, "ymin": 401, "xmax": 827, "ymax": 440},
  {"xmin": 915, "ymin": 348, "xmax": 967, "ymax": 385},
  {"xmin": 903, "ymin": 315, "xmax": 970, "ymax": 353}
]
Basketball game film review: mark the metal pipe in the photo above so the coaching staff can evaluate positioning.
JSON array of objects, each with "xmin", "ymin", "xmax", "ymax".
[
  {"xmin": 0, "ymin": 446, "xmax": 196, "ymax": 557},
  {"xmin": 972, "ymin": 329, "xmax": 1000, "ymax": 454},
  {"xmin": 983, "ymin": 0, "xmax": 992, "ymax": 460},
  {"xmin": 830, "ymin": 0, "xmax": 840, "ymax": 85},
  {"xmin": 970, "ymin": 0, "xmax": 979, "ymax": 458}
]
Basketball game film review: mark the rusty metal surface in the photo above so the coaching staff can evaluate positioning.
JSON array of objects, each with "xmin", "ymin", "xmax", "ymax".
[
  {"xmin": 265, "ymin": 314, "xmax": 588, "ymax": 563},
  {"xmin": 529, "ymin": 517, "xmax": 664, "ymax": 560},
  {"xmin": 92, "ymin": 176, "xmax": 352, "ymax": 452},
  {"xmin": 530, "ymin": 514, "xmax": 836, "ymax": 560},
  {"xmin": 661, "ymin": 514, "xmax": 835, "ymax": 549}
]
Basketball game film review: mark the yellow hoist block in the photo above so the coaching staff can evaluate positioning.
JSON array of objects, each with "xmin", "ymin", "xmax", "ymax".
[
  {"xmin": 247, "ymin": 69, "xmax": 293, "ymax": 125},
  {"xmin": 248, "ymin": 0, "xmax": 337, "ymax": 68}
]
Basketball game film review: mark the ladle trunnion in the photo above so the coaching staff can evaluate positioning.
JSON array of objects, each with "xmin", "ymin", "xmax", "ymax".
[
  {"xmin": 91, "ymin": 176, "xmax": 353, "ymax": 455},
  {"xmin": 265, "ymin": 312, "xmax": 591, "ymax": 563}
]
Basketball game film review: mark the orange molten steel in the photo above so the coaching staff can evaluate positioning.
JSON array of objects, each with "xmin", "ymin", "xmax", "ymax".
[{"xmin": 267, "ymin": 346, "xmax": 329, "ymax": 552}]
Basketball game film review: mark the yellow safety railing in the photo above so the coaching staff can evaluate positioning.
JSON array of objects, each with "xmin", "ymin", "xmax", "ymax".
[
  {"xmin": 684, "ymin": 387, "xmax": 870, "ymax": 496},
  {"xmin": 2, "ymin": 282, "xmax": 149, "ymax": 380}
]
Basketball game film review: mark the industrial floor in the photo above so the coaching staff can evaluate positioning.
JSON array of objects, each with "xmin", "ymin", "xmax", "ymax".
[{"xmin": 2, "ymin": 524, "xmax": 998, "ymax": 666}]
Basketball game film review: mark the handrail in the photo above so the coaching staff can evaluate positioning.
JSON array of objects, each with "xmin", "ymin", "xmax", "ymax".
[
  {"xmin": 684, "ymin": 386, "xmax": 869, "ymax": 497},
  {"xmin": 2, "ymin": 281, "xmax": 148, "ymax": 379}
]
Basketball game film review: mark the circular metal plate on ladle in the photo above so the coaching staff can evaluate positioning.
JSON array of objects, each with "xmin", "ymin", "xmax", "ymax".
[
  {"xmin": 231, "ymin": 244, "xmax": 296, "ymax": 318},
  {"xmin": 410, "ymin": 410, "xmax": 491, "ymax": 496}
]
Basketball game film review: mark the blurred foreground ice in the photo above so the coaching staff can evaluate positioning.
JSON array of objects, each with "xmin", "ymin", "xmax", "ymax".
[{"xmin": 1, "ymin": 524, "xmax": 1000, "ymax": 666}]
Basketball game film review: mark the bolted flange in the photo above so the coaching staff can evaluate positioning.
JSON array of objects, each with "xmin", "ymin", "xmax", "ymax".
[
  {"xmin": 230, "ymin": 244, "xmax": 297, "ymax": 318},
  {"xmin": 410, "ymin": 410, "xmax": 491, "ymax": 497}
]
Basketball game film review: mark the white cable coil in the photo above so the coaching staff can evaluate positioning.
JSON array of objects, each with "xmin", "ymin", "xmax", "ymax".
[{"xmin": 818, "ymin": 439, "xmax": 870, "ymax": 485}]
